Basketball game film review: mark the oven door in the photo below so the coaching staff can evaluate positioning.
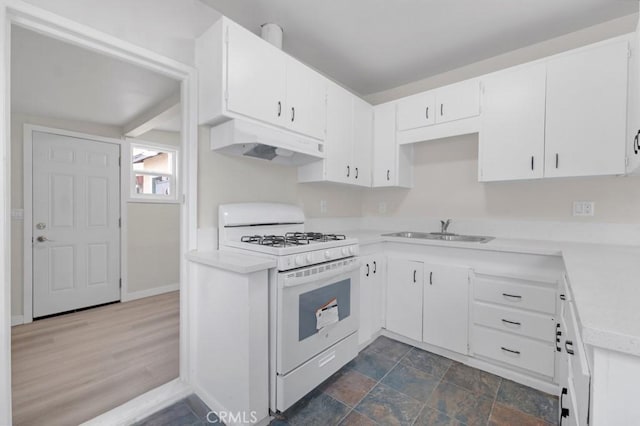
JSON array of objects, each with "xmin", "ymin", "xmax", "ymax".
[{"xmin": 277, "ymin": 257, "xmax": 360, "ymax": 375}]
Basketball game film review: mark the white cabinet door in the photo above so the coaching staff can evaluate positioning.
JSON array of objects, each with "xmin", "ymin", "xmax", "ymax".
[
  {"xmin": 324, "ymin": 83, "xmax": 353, "ymax": 183},
  {"xmin": 397, "ymin": 91, "xmax": 436, "ymax": 130},
  {"xmin": 435, "ymin": 80, "xmax": 481, "ymax": 124},
  {"xmin": 373, "ymin": 102, "xmax": 397, "ymax": 187},
  {"xmin": 285, "ymin": 57, "xmax": 326, "ymax": 140},
  {"xmin": 423, "ymin": 264, "xmax": 469, "ymax": 355},
  {"xmin": 545, "ymin": 40, "xmax": 628, "ymax": 177},
  {"xmin": 353, "ymin": 97, "xmax": 373, "ymax": 187},
  {"xmin": 358, "ymin": 255, "xmax": 385, "ymax": 345},
  {"xmin": 480, "ymin": 64, "xmax": 546, "ymax": 181},
  {"xmin": 386, "ymin": 258, "xmax": 423, "ymax": 342},
  {"xmin": 358, "ymin": 256, "xmax": 374, "ymax": 345},
  {"xmin": 226, "ymin": 21, "xmax": 286, "ymax": 127}
]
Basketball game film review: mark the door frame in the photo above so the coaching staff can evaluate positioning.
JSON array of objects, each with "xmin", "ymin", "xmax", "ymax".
[
  {"xmin": 0, "ymin": 0, "xmax": 199, "ymax": 423},
  {"xmin": 23, "ymin": 125, "xmax": 126, "ymax": 323}
]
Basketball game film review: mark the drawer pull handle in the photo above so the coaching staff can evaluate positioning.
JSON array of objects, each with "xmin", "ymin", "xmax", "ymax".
[
  {"xmin": 318, "ymin": 351, "xmax": 336, "ymax": 368},
  {"xmin": 502, "ymin": 293, "xmax": 522, "ymax": 300},
  {"xmin": 501, "ymin": 346, "xmax": 520, "ymax": 355},
  {"xmin": 501, "ymin": 319, "xmax": 521, "ymax": 327},
  {"xmin": 565, "ymin": 340, "xmax": 575, "ymax": 355}
]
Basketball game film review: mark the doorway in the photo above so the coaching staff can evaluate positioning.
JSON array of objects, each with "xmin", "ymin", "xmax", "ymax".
[{"xmin": 0, "ymin": 4, "xmax": 195, "ymax": 423}]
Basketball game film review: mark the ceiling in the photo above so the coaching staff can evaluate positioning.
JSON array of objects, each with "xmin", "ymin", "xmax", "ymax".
[
  {"xmin": 11, "ymin": 26, "xmax": 181, "ymax": 130},
  {"xmin": 200, "ymin": 0, "xmax": 638, "ymax": 95}
]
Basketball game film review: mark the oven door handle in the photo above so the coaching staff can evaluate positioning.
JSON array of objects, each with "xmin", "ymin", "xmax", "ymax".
[{"xmin": 281, "ymin": 258, "xmax": 361, "ymax": 288}]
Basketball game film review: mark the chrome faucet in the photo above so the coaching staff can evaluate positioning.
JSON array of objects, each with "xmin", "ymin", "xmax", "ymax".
[{"xmin": 440, "ymin": 219, "xmax": 452, "ymax": 234}]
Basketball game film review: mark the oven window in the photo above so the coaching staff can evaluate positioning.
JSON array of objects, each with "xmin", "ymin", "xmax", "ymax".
[{"xmin": 298, "ymin": 279, "xmax": 351, "ymax": 341}]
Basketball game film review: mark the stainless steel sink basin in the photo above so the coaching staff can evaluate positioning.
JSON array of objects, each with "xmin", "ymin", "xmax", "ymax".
[{"xmin": 382, "ymin": 231, "xmax": 494, "ymax": 244}]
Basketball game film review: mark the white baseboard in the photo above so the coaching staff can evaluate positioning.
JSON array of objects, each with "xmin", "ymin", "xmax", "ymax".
[
  {"xmin": 11, "ymin": 315, "xmax": 24, "ymax": 326},
  {"xmin": 82, "ymin": 378, "xmax": 191, "ymax": 426},
  {"xmin": 122, "ymin": 283, "xmax": 179, "ymax": 302}
]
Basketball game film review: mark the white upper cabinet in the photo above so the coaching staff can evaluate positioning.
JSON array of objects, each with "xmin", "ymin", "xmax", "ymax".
[
  {"xmin": 225, "ymin": 21, "xmax": 287, "ymax": 128},
  {"xmin": 372, "ymin": 102, "xmax": 413, "ymax": 188},
  {"xmin": 435, "ymin": 80, "xmax": 481, "ymax": 124},
  {"xmin": 298, "ymin": 83, "xmax": 373, "ymax": 187},
  {"xmin": 544, "ymin": 40, "xmax": 628, "ymax": 178},
  {"xmin": 285, "ymin": 57, "xmax": 327, "ymax": 140},
  {"xmin": 397, "ymin": 91, "xmax": 435, "ymax": 131},
  {"xmin": 479, "ymin": 63, "xmax": 547, "ymax": 182},
  {"xmin": 352, "ymin": 97, "xmax": 373, "ymax": 187},
  {"xmin": 397, "ymin": 80, "xmax": 480, "ymax": 132},
  {"xmin": 197, "ymin": 17, "xmax": 326, "ymax": 140},
  {"xmin": 324, "ymin": 82, "xmax": 353, "ymax": 184}
]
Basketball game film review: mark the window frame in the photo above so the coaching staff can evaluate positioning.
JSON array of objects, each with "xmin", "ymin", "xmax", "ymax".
[{"xmin": 128, "ymin": 139, "xmax": 180, "ymax": 203}]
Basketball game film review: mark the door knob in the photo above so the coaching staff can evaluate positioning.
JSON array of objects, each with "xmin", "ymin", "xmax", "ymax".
[{"xmin": 36, "ymin": 236, "xmax": 50, "ymax": 243}]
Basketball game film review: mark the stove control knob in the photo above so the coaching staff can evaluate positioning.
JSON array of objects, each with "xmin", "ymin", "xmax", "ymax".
[
  {"xmin": 341, "ymin": 247, "xmax": 349, "ymax": 256},
  {"xmin": 295, "ymin": 256, "xmax": 305, "ymax": 266},
  {"xmin": 324, "ymin": 250, "xmax": 332, "ymax": 260},
  {"xmin": 348, "ymin": 246, "xmax": 355, "ymax": 255},
  {"xmin": 306, "ymin": 254, "xmax": 313, "ymax": 263}
]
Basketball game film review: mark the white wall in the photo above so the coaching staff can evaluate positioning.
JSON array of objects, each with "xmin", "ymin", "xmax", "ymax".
[
  {"xmin": 362, "ymin": 135, "xmax": 640, "ymax": 224},
  {"xmin": 10, "ymin": 114, "xmax": 181, "ymax": 317}
]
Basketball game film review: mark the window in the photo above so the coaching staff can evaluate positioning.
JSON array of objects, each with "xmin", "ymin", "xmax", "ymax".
[{"xmin": 129, "ymin": 140, "xmax": 178, "ymax": 202}]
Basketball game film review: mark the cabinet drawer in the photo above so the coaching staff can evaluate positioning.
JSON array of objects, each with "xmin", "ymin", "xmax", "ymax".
[
  {"xmin": 473, "ymin": 302, "xmax": 556, "ymax": 342},
  {"xmin": 472, "ymin": 325, "xmax": 555, "ymax": 377},
  {"xmin": 276, "ymin": 332, "xmax": 358, "ymax": 412},
  {"xmin": 474, "ymin": 276, "xmax": 556, "ymax": 314}
]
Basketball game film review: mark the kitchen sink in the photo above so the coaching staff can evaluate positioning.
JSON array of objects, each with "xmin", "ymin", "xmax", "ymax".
[{"xmin": 382, "ymin": 231, "xmax": 494, "ymax": 244}]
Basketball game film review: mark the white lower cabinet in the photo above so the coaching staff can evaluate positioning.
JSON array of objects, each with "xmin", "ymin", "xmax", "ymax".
[
  {"xmin": 358, "ymin": 255, "xmax": 385, "ymax": 345},
  {"xmin": 386, "ymin": 258, "xmax": 423, "ymax": 342},
  {"xmin": 470, "ymin": 272, "xmax": 558, "ymax": 380},
  {"xmin": 422, "ymin": 264, "xmax": 470, "ymax": 355}
]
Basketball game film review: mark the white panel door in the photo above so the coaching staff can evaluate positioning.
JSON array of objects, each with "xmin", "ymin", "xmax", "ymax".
[
  {"xmin": 423, "ymin": 264, "xmax": 470, "ymax": 355},
  {"xmin": 397, "ymin": 91, "xmax": 435, "ymax": 130},
  {"xmin": 545, "ymin": 40, "xmax": 628, "ymax": 177},
  {"xmin": 480, "ymin": 64, "xmax": 546, "ymax": 181},
  {"xmin": 226, "ymin": 20, "xmax": 287, "ymax": 127},
  {"xmin": 285, "ymin": 57, "xmax": 326, "ymax": 140},
  {"xmin": 352, "ymin": 97, "xmax": 373, "ymax": 187},
  {"xmin": 33, "ymin": 131, "xmax": 120, "ymax": 317},
  {"xmin": 324, "ymin": 82, "xmax": 353, "ymax": 183},
  {"xmin": 386, "ymin": 258, "xmax": 423, "ymax": 341},
  {"xmin": 435, "ymin": 80, "xmax": 481, "ymax": 124}
]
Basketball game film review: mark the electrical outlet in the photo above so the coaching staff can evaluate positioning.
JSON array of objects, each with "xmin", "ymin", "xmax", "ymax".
[
  {"xmin": 378, "ymin": 202, "xmax": 387, "ymax": 214},
  {"xmin": 573, "ymin": 201, "xmax": 594, "ymax": 217},
  {"xmin": 320, "ymin": 200, "xmax": 327, "ymax": 214}
]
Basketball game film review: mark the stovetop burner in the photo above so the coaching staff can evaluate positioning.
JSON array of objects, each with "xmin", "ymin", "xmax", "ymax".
[{"xmin": 240, "ymin": 232, "xmax": 346, "ymax": 247}]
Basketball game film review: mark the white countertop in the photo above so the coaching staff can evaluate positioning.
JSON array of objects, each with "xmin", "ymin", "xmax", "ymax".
[
  {"xmin": 186, "ymin": 250, "xmax": 276, "ymax": 274},
  {"xmin": 349, "ymin": 229, "xmax": 640, "ymax": 357}
]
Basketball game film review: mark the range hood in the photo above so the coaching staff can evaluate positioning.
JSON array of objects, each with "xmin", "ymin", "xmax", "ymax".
[{"xmin": 210, "ymin": 119, "xmax": 324, "ymax": 166}]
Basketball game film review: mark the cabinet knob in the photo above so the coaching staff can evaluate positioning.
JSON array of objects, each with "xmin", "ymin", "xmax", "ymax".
[
  {"xmin": 429, "ymin": 271, "xmax": 433, "ymax": 285},
  {"xmin": 277, "ymin": 101, "xmax": 282, "ymax": 117},
  {"xmin": 425, "ymin": 106, "xmax": 429, "ymax": 120},
  {"xmin": 366, "ymin": 263, "xmax": 370, "ymax": 277},
  {"xmin": 346, "ymin": 165, "xmax": 350, "ymax": 177},
  {"xmin": 555, "ymin": 153, "xmax": 559, "ymax": 169},
  {"xmin": 440, "ymin": 103, "xmax": 444, "ymax": 116},
  {"xmin": 373, "ymin": 261, "xmax": 377, "ymax": 274},
  {"xmin": 355, "ymin": 167, "xmax": 359, "ymax": 179},
  {"xmin": 531, "ymin": 156, "xmax": 534, "ymax": 171},
  {"xmin": 387, "ymin": 170, "xmax": 390, "ymax": 181},
  {"xmin": 413, "ymin": 270, "xmax": 417, "ymax": 283},
  {"xmin": 291, "ymin": 107, "xmax": 295, "ymax": 122}
]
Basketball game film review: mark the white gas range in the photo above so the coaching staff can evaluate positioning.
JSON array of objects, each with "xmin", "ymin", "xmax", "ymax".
[{"xmin": 218, "ymin": 203, "xmax": 360, "ymax": 413}]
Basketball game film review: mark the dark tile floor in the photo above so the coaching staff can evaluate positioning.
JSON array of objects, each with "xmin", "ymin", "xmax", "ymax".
[
  {"xmin": 273, "ymin": 336, "xmax": 559, "ymax": 426},
  {"xmin": 134, "ymin": 394, "xmax": 223, "ymax": 426},
  {"xmin": 136, "ymin": 337, "xmax": 559, "ymax": 426}
]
